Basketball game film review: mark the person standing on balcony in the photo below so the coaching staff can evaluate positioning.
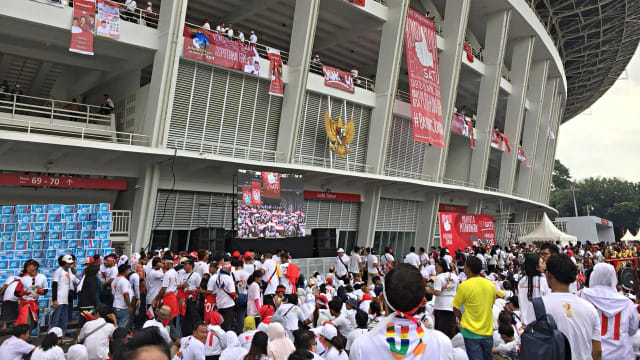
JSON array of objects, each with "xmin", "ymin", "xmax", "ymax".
[
  {"xmin": 100, "ymin": 94, "xmax": 114, "ymax": 115},
  {"xmin": 237, "ymin": 29, "xmax": 245, "ymax": 43},
  {"xmin": 227, "ymin": 25, "xmax": 234, "ymax": 40},
  {"xmin": 144, "ymin": 2, "xmax": 156, "ymax": 28},
  {"xmin": 124, "ymin": 0, "xmax": 138, "ymax": 24},
  {"xmin": 202, "ymin": 19, "xmax": 211, "ymax": 30},
  {"xmin": 249, "ymin": 30, "xmax": 258, "ymax": 44},
  {"xmin": 350, "ymin": 66, "xmax": 360, "ymax": 85}
]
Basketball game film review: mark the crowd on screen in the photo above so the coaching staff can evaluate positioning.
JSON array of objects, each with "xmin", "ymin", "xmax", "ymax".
[{"xmin": 1, "ymin": 239, "xmax": 639, "ymax": 360}]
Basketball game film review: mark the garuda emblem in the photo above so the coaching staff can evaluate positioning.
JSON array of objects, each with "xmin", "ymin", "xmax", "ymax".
[{"xmin": 324, "ymin": 111, "xmax": 355, "ymax": 158}]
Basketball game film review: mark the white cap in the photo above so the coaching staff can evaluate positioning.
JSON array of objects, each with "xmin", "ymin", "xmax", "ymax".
[
  {"xmin": 337, "ymin": 248, "xmax": 345, "ymax": 253},
  {"xmin": 62, "ymin": 255, "xmax": 74, "ymax": 263},
  {"xmin": 49, "ymin": 327, "xmax": 64, "ymax": 338},
  {"xmin": 320, "ymin": 324, "xmax": 338, "ymax": 340}
]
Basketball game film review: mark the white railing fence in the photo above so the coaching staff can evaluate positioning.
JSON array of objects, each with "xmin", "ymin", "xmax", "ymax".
[
  {"xmin": 0, "ymin": 94, "xmax": 111, "ymax": 126},
  {"xmin": 112, "ymin": 210, "xmax": 131, "ymax": 236}
]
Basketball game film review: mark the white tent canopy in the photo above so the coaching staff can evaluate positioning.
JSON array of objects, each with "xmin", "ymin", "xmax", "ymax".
[
  {"xmin": 519, "ymin": 213, "xmax": 578, "ymax": 246},
  {"xmin": 633, "ymin": 230, "xmax": 640, "ymax": 241},
  {"xmin": 621, "ymin": 229, "xmax": 636, "ymax": 242}
]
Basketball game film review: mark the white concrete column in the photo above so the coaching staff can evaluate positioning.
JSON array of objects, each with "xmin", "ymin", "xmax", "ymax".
[
  {"xmin": 468, "ymin": 10, "xmax": 512, "ymax": 188},
  {"xmin": 415, "ymin": 193, "xmax": 440, "ymax": 249},
  {"xmin": 515, "ymin": 60, "xmax": 549, "ymax": 197},
  {"xmin": 529, "ymin": 78, "xmax": 558, "ymax": 200},
  {"xmin": 541, "ymin": 97, "xmax": 564, "ymax": 202},
  {"xmin": 422, "ymin": 0, "xmax": 471, "ymax": 180},
  {"xmin": 498, "ymin": 37, "xmax": 535, "ymax": 193},
  {"xmin": 131, "ymin": 163, "xmax": 160, "ymax": 252},
  {"xmin": 143, "ymin": 0, "xmax": 188, "ymax": 147},
  {"xmin": 357, "ymin": 185, "xmax": 382, "ymax": 247},
  {"xmin": 275, "ymin": 0, "xmax": 320, "ymax": 163},
  {"xmin": 366, "ymin": 0, "xmax": 409, "ymax": 174}
]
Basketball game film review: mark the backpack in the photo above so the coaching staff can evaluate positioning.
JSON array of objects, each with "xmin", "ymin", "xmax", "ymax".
[{"xmin": 520, "ymin": 297, "xmax": 571, "ymax": 360}]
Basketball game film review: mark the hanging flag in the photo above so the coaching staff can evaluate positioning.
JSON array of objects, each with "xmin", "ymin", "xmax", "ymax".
[
  {"xmin": 464, "ymin": 41, "xmax": 474, "ymax": 62},
  {"xmin": 267, "ymin": 48, "xmax": 284, "ymax": 97},
  {"xmin": 322, "ymin": 65, "xmax": 355, "ymax": 93},
  {"xmin": 517, "ymin": 145, "xmax": 531, "ymax": 167},
  {"xmin": 491, "ymin": 129, "xmax": 511, "ymax": 152},
  {"xmin": 96, "ymin": 0, "xmax": 120, "ymax": 39},
  {"xmin": 464, "ymin": 117, "xmax": 475, "ymax": 148},
  {"xmin": 404, "ymin": 9, "xmax": 444, "ymax": 147},
  {"xmin": 69, "ymin": 0, "xmax": 96, "ymax": 55}
]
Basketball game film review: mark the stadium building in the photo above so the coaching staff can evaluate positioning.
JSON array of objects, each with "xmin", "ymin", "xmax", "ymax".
[{"xmin": 1, "ymin": 0, "xmax": 638, "ymax": 257}]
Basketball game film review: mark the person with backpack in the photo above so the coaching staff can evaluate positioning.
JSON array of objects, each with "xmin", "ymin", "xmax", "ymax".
[
  {"xmin": 518, "ymin": 253, "xmax": 550, "ymax": 325},
  {"xmin": 540, "ymin": 254, "xmax": 601, "ymax": 360}
]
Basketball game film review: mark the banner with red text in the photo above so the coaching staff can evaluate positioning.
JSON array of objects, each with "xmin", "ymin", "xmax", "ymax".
[
  {"xmin": 183, "ymin": 25, "xmax": 260, "ymax": 75},
  {"xmin": 69, "ymin": 0, "xmax": 96, "ymax": 55},
  {"xmin": 322, "ymin": 65, "xmax": 355, "ymax": 93},
  {"xmin": 517, "ymin": 145, "xmax": 531, "ymax": 167},
  {"xmin": 405, "ymin": 9, "xmax": 444, "ymax": 147},
  {"xmin": 267, "ymin": 48, "xmax": 284, "ymax": 97},
  {"xmin": 439, "ymin": 212, "xmax": 495, "ymax": 251},
  {"xmin": 97, "ymin": 0, "xmax": 120, "ymax": 39}
]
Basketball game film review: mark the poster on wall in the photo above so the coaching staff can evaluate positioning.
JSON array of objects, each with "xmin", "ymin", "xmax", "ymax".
[
  {"xmin": 30, "ymin": 0, "xmax": 64, "ymax": 7},
  {"xmin": 237, "ymin": 170, "xmax": 305, "ymax": 238},
  {"xmin": 439, "ymin": 212, "xmax": 495, "ymax": 251},
  {"xmin": 96, "ymin": 0, "xmax": 120, "ymax": 39},
  {"xmin": 404, "ymin": 8, "xmax": 444, "ymax": 147},
  {"xmin": 69, "ymin": 0, "xmax": 96, "ymax": 55},
  {"xmin": 322, "ymin": 65, "xmax": 355, "ymax": 93},
  {"xmin": 267, "ymin": 48, "xmax": 284, "ymax": 96}
]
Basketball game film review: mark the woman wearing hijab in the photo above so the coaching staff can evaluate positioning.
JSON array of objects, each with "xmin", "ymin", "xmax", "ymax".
[
  {"xmin": 220, "ymin": 331, "xmax": 249, "ymax": 360},
  {"xmin": 266, "ymin": 322, "xmax": 295, "ymax": 360},
  {"xmin": 240, "ymin": 316, "xmax": 259, "ymax": 349},
  {"xmin": 580, "ymin": 263, "xmax": 638, "ymax": 360},
  {"xmin": 517, "ymin": 253, "xmax": 550, "ymax": 324},
  {"xmin": 243, "ymin": 331, "xmax": 269, "ymax": 360}
]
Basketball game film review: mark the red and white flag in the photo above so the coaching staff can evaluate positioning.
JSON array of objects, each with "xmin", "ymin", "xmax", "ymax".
[
  {"xmin": 404, "ymin": 9, "xmax": 444, "ymax": 147},
  {"xmin": 517, "ymin": 146, "xmax": 531, "ymax": 167},
  {"xmin": 267, "ymin": 48, "xmax": 284, "ymax": 97},
  {"xmin": 322, "ymin": 65, "xmax": 355, "ymax": 93}
]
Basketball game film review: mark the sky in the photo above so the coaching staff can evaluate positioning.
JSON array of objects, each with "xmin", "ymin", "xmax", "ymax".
[{"xmin": 556, "ymin": 47, "xmax": 640, "ymax": 182}]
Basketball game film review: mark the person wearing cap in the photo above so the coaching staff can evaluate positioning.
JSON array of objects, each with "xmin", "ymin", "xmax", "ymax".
[
  {"xmin": 334, "ymin": 248, "xmax": 351, "ymax": 283},
  {"xmin": 51, "ymin": 254, "xmax": 80, "ymax": 333},
  {"xmin": 112, "ymin": 264, "xmax": 133, "ymax": 328},
  {"xmin": 242, "ymin": 251, "xmax": 256, "ymax": 274},
  {"xmin": 31, "ymin": 327, "xmax": 65, "ymax": 360},
  {"xmin": 318, "ymin": 324, "xmax": 347, "ymax": 360},
  {"xmin": 202, "ymin": 18, "xmax": 211, "ymax": 30},
  {"xmin": 249, "ymin": 30, "xmax": 258, "ymax": 44},
  {"xmin": 143, "ymin": 305, "xmax": 172, "ymax": 344},
  {"xmin": 16, "ymin": 259, "xmax": 48, "ymax": 328}
]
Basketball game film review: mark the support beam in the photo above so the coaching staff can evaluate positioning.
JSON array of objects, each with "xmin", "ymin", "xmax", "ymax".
[
  {"xmin": 416, "ymin": 193, "xmax": 440, "ymax": 249},
  {"xmin": 529, "ymin": 78, "xmax": 559, "ymax": 201},
  {"xmin": 468, "ymin": 10, "xmax": 512, "ymax": 188},
  {"xmin": 357, "ymin": 185, "xmax": 382, "ymax": 247},
  {"xmin": 365, "ymin": 0, "xmax": 409, "ymax": 173},
  {"xmin": 498, "ymin": 37, "xmax": 535, "ymax": 194},
  {"xmin": 276, "ymin": 0, "xmax": 320, "ymax": 163},
  {"xmin": 132, "ymin": 163, "xmax": 160, "ymax": 252}
]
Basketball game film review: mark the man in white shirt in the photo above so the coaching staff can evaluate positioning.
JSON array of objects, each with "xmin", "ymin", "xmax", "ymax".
[
  {"xmin": 78, "ymin": 303, "xmax": 116, "ymax": 360},
  {"xmin": 194, "ymin": 250, "xmax": 209, "ymax": 276},
  {"xmin": 249, "ymin": 30, "xmax": 258, "ymax": 44},
  {"xmin": 173, "ymin": 321, "xmax": 208, "ymax": 360},
  {"xmin": 152, "ymin": 256, "xmax": 180, "ymax": 338},
  {"xmin": 335, "ymin": 248, "xmax": 351, "ymax": 282},
  {"xmin": 540, "ymin": 254, "xmax": 601, "ymax": 360},
  {"xmin": 112, "ymin": 264, "xmax": 133, "ymax": 328},
  {"xmin": 243, "ymin": 251, "xmax": 256, "ymax": 274},
  {"xmin": 363, "ymin": 248, "xmax": 379, "ymax": 285},
  {"xmin": 275, "ymin": 294, "xmax": 307, "ymax": 332},
  {"xmin": 51, "ymin": 254, "xmax": 80, "ymax": 332},
  {"xmin": 418, "ymin": 247, "xmax": 429, "ymax": 266},
  {"xmin": 145, "ymin": 257, "xmax": 164, "ymax": 309},
  {"xmin": 426, "ymin": 259, "xmax": 459, "ymax": 338},
  {"xmin": 124, "ymin": 0, "xmax": 137, "ymax": 23},
  {"xmin": 99, "ymin": 254, "xmax": 118, "ymax": 286},
  {"xmin": 349, "ymin": 247, "xmax": 363, "ymax": 279},
  {"xmin": 259, "ymin": 251, "xmax": 279, "ymax": 304},
  {"xmin": 1, "ymin": 274, "xmax": 21, "ymax": 328},
  {"xmin": 202, "ymin": 19, "xmax": 210, "ymax": 30},
  {"xmin": 278, "ymin": 253, "xmax": 294, "ymax": 295},
  {"xmin": 404, "ymin": 246, "xmax": 421, "ymax": 268},
  {"xmin": 208, "ymin": 264, "xmax": 237, "ymax": 331},
  {"xmin": 380, "ymin": 248, "xmax": 395, "ymax": 274},
  {"xmin": 0, "ymin": 324, "xmax": 34, "ymax": 358},
  {"xmin": 143, "ymin": 305, "xmax": 172, "ymax": 345},
  {"xmin": 226, "ymin": 25, "xmax": 234, "ymax": 40},
  {"xmin": 232, "ymin": 260, "xmax": 250, "ymax": 333},
  {"xmin": 179, "ymin": 258, "xmax": 202, "ymax": 335}
]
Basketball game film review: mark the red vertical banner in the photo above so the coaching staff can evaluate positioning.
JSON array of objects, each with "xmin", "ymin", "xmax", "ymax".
[
  {"xmin": 267, "ymin": 48, "xmax": 284, "ymax": 97},
  {"xmin": 261, "ymin": 172, "xmax": 281, "ymax": 199},
  {"xmin": 439, "ymin": 212, "xmax": 495, "ymax": 251},
  {"xmin": 69, "ymin": 0, "xmax": 96, "ymax": 55},
  {"xmin": 250, "ymin": 181, "xmax": 262, "ymax": 206},
  {"xmin": 242, "ymin": 186, "xmax": 252, "ymax": 205},
  {"xmin": 404, "ymin": 9, "xmax": 444, "ymax": 147}
]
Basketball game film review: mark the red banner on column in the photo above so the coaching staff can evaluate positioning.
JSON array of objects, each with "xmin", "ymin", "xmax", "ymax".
[
  {"xmin": 405, "ymin": 9, "xmax": 444, "ymax": 147},
  {"xmin": 345, "ymin": 0, "xmax": 365, "ymax": 6},
  {"xmin": 439, "ymin": 212, "xmax": 495, "ymax": 251},
  {"xmin": 322, "ymin": 65, "xmax": 355, "ymax": 93},
  {"xmin": 250, "ymin": 181, "xmax": 262, "ymax": 206},
  {"xmin": 69, "ymin": 0, "xmax": 96, "ymax": 55},
  {"xmin": 242, "ymin": 186, "xmax": 252, "ymax": 205},
  {"xmin": 267, "ymin": 48, "xmax": 284, "ymax": 97},
  {"xmin": 262, "ymin": 172, "xmax": 281, "ymax": 199}
]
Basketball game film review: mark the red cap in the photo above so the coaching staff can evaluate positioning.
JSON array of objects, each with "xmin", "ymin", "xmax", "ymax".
[
  {"xmin": 190, "ymin": 251, "xmax": 199, "ymax": 260},
  {"xmin": 232, "ymin": 251, "xmax": 241, "ymax": 259},
  {"xmin": 326, "ymin": 278, "xmax": 333, "ymax": 285},
  {"xmin": 243, "ymin": 251, "xmax": 253, "ymax": 259}
]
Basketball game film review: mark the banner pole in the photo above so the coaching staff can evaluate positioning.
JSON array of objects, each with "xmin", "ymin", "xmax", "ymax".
[{"xmin": 328, "ymin": 96, "xmax": 333, "ymax": 169}]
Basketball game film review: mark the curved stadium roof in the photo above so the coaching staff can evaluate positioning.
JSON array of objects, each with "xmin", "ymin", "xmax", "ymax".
[{"xmin": 532, "ymin": 0, "xmax": 640, "ymax": 121}]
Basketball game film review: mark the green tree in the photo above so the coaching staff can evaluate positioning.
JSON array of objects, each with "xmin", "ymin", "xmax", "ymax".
[{"xmin": 552, "ymin": 159, "xmax": 572, "ymax": 190}]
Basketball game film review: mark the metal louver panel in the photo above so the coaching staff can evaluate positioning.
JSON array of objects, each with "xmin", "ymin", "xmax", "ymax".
[
  {"xmin": 303, "ymin": 199, "xmax": 360, "ymax": 231},
  {"xmin": 295, "ymin": 91, "xmax": 371, "ymax": 173},
  {"xmin": 384, "ymin": 116, "xmax": 426, "ymax": 179},
  {"xmin": 153, "ymin": 190, "xmax": 234, "ymax": 230},
  {"xmin": 375, "ymin": 197, "xmax": 419, "ymax": 232},
  {"xmin": 168, "ymin": 59, "xmax": 282, "ymax": 162}
]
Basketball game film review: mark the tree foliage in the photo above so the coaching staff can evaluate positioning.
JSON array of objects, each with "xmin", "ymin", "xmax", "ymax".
[{"xmin": 552, "ymin": 159, "xmax": 572, "ymax": 190}]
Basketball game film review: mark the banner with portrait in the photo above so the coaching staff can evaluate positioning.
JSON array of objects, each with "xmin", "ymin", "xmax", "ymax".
[
  {"xmin": 439, "ymin": 212, "xmax": 495, "ymax": 251},
  {"xmin": 322, "ymin": 65, "xmax": 355, "ymax": 93},
  {"xmin": 267, "ymin": 48, "xmax": 284, "ymax": 96},
  {"xmin": 69, "ymin": 0, "xmax": 96, "ymax": 56},
  {"xmin": 404, "ymin": 9, "xmax": 444, "ymax": 147},
  {"xmin": 96, "ymin": 0, "xmax": 120, "ymax": 39}
]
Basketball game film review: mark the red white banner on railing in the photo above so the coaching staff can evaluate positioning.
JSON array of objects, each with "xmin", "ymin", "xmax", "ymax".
[
  {"xmin": 183, "ymin": 25, "xmax": 261, "ymax": 76},
  {"xmin": 267, "ymin": 48, "xmax": 284, "ymax": 97},
  {"xmin": 0, "ymin": 174, "xmax": 126, "ymax": 190},
  {"xmin": 517, "ymin": 145, "xmax": 531, "ymax": 167},
  {"xmin": 404, "ymin": 9, "xmax": 444, "ymax": 147},
  {"xmin": 451, "ymin": 113, "xmax": 475, "ymax": 147},
  {"xmin": 491, "ymin": 129, "xmax": 511, "ymax": 152},
  {"xmin": 439, "ymin": 212, "xmax": 495, "ymax": 251},
  {"xmin": 345, "ymin": 0, "xmax": 365, "ymax": 6},
  {"xmin": 322, "ymin": 65, "xmax": 355, "ymax": 93},
  {"xmin": 69, "ymin": 0, "xmax": 96, "ymax": 55},
  {"xmin": 96, "ymin": 0, "xmax": 120, "ymax": 39},
  {"xmin": 464, "ymin": 41, "xmax": 474, "ymax": 63}
]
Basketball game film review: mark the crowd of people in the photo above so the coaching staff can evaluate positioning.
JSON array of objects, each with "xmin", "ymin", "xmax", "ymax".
[
  {"xmin": 201, "ymin": 20, "xmax": 259, "ymax": 45},
  {"xmin": 0, "ymin": 240, "xmax": 639, "ymax": 360}
]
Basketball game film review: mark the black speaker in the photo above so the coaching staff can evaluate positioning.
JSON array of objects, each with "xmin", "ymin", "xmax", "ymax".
[{"xmin": 189, "ymin": 227, "xmax": 226, "ymax": 252}]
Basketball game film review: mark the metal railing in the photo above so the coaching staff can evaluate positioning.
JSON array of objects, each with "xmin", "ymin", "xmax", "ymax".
[
  {"xmin": 66, "ymin": 1, "xmax": 159, "ymax": 28},
  {"xmin": 384, "ymin": 168, "xmax": 436, "ymax": 182},
  {"xmin": 435, "ymin": 22, "xmax": 444, "ymax": 36},
  {"xmin": 396, "ymin": 89, "xmax": 410, "ymax": 102},
  {"xmin": 294, "ymin": 153, "xmax": 375, "ymax": 174},
  {"xmin": 291, "ymin": 257, "xmax": 336, "ymax": 278},
  {"xmin": 442, "ymin": 177, "xmax": 476, "ymax": 188},
  {"xmin": 111, "ymin": 210, "xmax": 131, "ymax": 236},
  {"xmin": 309, "ymin": 62, "xmax": 375, "ymax": 91},
  {"xmin": 167, "ymin": 137, "xmax": 283, "ymax": 163}
]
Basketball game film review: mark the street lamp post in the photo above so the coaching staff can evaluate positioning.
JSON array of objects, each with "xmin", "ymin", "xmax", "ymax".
[{"xmin": 568, "ymin": 183, "xmax": 579, "ymax": 217}]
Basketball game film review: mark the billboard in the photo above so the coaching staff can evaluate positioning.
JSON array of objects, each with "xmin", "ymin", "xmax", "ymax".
[
  {"xmin": 237, "ymin": 170, "xmax": 305, "ymax": 238},
  {"xmin": 439, "ymin": 212, "xmax": 495, "ymax": 251}
]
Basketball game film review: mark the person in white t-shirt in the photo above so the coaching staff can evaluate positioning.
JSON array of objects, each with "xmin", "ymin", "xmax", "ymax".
[
  {"xmin": 249, "ymin": 30, "xmax": 258, "ymax": 44},
  {"xmin": 1, "ymin": 274, "xmax": 21, "ymax": 328},
  {"xmin": 580, "ymin": 262, "xmax": 637, "ymax": 360},
  {"xmin": 345, "ymin": 310, "xmax": 369, "ymax": 351},
  {"xmin": 31, "ymin": 326, "xmax": 65, "ymax": 360},
  {"xmin": 208, "ymin": 264, "xmax": 237, "ymax": 331},
  {"xmin": 179, "ymin": 258, "xmax": 202, "ymax": 335},
  {"xmin": 517, "ymin": 253, "xmax": 550, "ymax": 325},
  {"xmin": 51, "ymin": 254, "xmax": 80, "ymax": 332},
  {"xmin": 194, "ymin": 250, "xmax": 210, "ymax": 276},
  {"xmin": 173, "ymin": 321, "xmax": 208, "ymax": 360},
  {"xmin": 404, "ymin": 247, "xmax": 422, "ymax": 268},
  {"xmin": 363, "ymin": 248, "xmax": 379, "ymax": 285},
  {"xmin": 380, "ymin": 248, "xmax": 395, "ymax": 274},
  {"xmin": 145, "ymin": 258, "xmax": 164, "ymax": 308},
  {"xmin": 335, "ymin": 248, "xmax": 351, "ymax": 281},
  {"xmin": 349, "ymin": 247, "xmax": 363, "ymax": 278},
  {"xmin": 0, "ymin": 324, "xmax": 34, "ymax": 359},
  {"xmin": 274, "ymin": 294, "xmax": 307, "ymax": 332},
  {"xmin": 232, "ymin": 261, "xmax": 250, "ymax": 333},
  {"xmin": 426, "ymin": 258, "xmax": 460, "ymax": 339},
  {"xmin": 143, "ymin": 305, "xmax": 172, "ymax": 345},
  {"xmin": 152, "ymin": 257, "xmax": 180, "ymax": 338},
  {"xmin": 539, "ymin": 254, "xmax": 601, "ymax": 360},
  {"xmin": 112, "ymin": 264, "xmax": 133, "ymax": 328},
  {"xmin": 17, "ymin": 259, "xmax": 49, "ymax": 327},
  {"xmin": 78, "ymin": 303, "xmax": 117, "ymax": 360},
  {"xmin": 278, "ymin": 254, "xmax": 294, "ymax": 295},
  {"xmin": 259, "ymin": 252, "xmax": 279, "ymax": 300},
  {"xmin": 247, "ymin": 270, "xmax": 263, "ymax": 319},
  {"xmin": 350, "ymin": 263, "xmax": 453, "ymax": 360}
]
